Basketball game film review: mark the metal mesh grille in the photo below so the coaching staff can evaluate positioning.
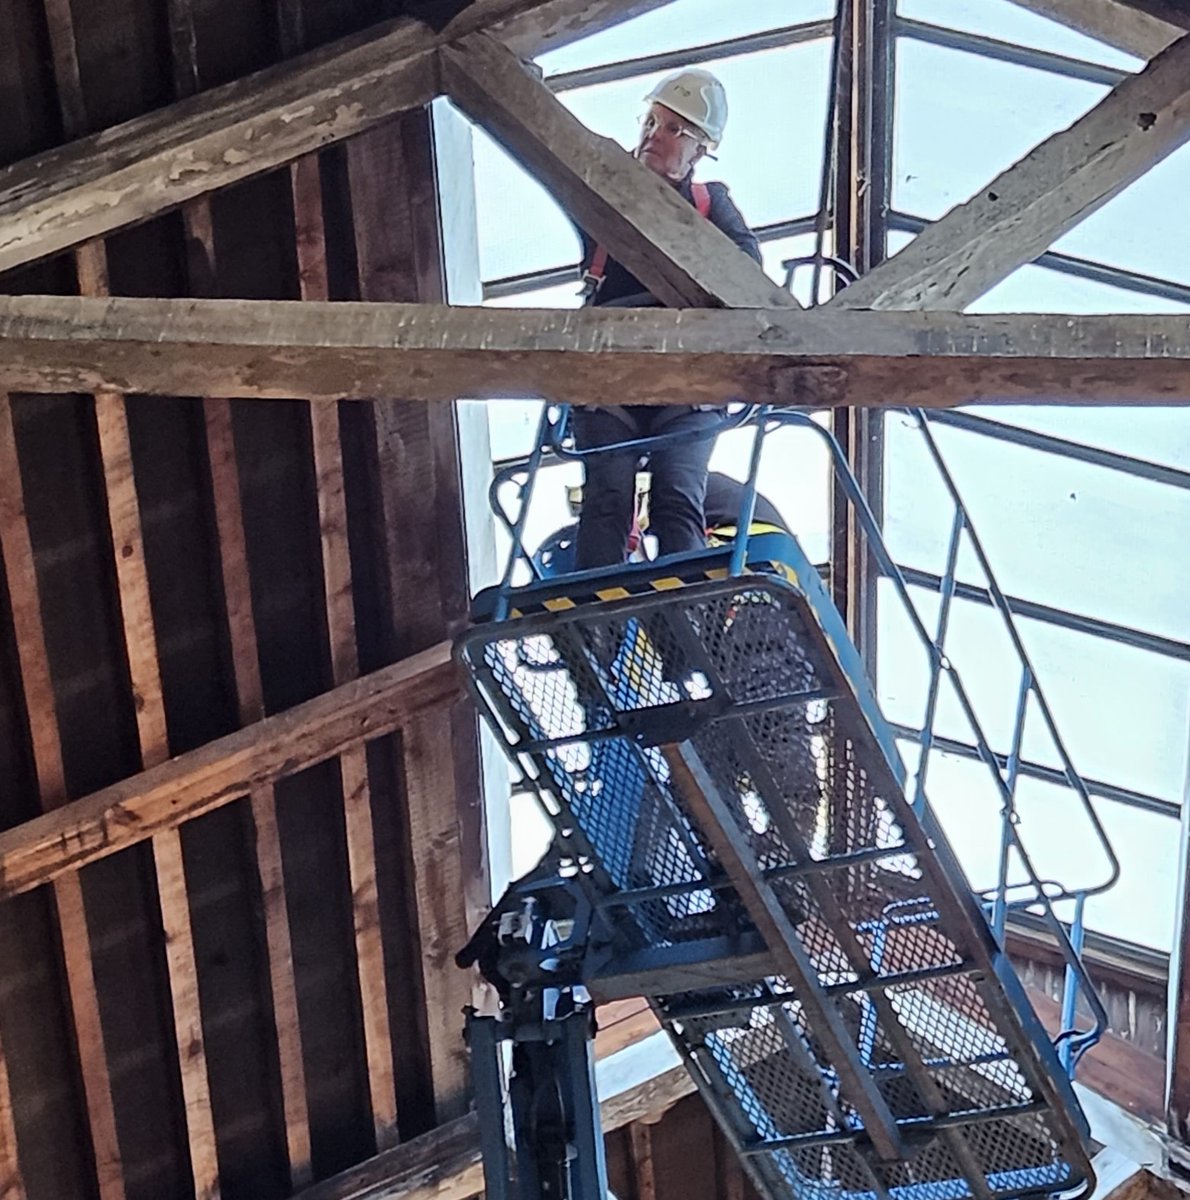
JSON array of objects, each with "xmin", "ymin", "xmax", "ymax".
[{"xmin": 458, "ymin": 576, "xmax": 1092, "ymax": 1200}]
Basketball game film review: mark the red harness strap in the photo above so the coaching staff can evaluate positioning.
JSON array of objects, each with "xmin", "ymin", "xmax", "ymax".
[{"xmin": 582, "ymin": 181, "xmax": 711, "ymax": 298}]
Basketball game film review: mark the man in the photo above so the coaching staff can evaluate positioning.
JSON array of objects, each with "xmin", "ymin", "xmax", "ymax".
[{"xmin": 572, "ymin": 68, "xmax": 763, "ymax": 572}]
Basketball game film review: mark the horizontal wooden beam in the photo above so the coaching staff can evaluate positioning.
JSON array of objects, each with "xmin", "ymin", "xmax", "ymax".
[
  {"xmin": 833, "ymin": 31, "xmax": 1190, "ymax": 311},
  {"xmin": 0, "ymin": 0, "xmax": 655, "ymax": 276},
  {"xmin": 0, "ymin": 641, "xmax": 458, "ymax": 900},
  {"xmin": 1026, "ymin": 989, "xmax": 1165, "ymax": 1126},
  {"xmin": 4, "ymin": 295, "xmax": 1190, "ymax": 406}
]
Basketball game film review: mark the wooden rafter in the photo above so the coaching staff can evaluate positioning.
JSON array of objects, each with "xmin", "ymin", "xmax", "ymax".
[
  {"xmin": 0, "ymin": 643, "xmax": 456, "ymax": 900},
  {"xmin": 629, "ymin": 1122, "xmax": 658, "ymax": 1200},
  {"xmin": 162, "ymin": 0, "xmax": 315, "ymax": 1180},
  {"xmin": 440, "ymin": 32, "xmax": 795, "ymax": 309},
  {"xmin": 275, "ymin": 11, "xmax": 402, "ymax": 1157},
  {"xmin": 38, "ymin": 3, "xmax": 218, "ymax": 1193},
  {"xmin": 1008, "ymin": 0, "xmax": 1180, "ymax": 57},
  {"xmin": 82, "ymin": 245, "xmax": 221, "ymax": 1200},
  {"xmin": 0, "ymin": 0, "xmax": 672, "ymax": 277},
  {"xmin": 832, "ymin": 31, "xmax": 1190, "ymax": 311},
  {"xmin": 4, "ymin": 297, "xmax": 1190, "ymax": 406}
]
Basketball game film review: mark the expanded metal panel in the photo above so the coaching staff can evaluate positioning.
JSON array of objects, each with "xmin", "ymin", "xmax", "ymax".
[{"xmin": 458, "ymin": 563, "xmax": 1093, "ymax": 1200}]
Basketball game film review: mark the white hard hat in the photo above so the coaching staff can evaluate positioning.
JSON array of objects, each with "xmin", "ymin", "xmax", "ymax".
[{"xmin": 644, "ymin": 69, "xmax": 728, "ymax": 149}]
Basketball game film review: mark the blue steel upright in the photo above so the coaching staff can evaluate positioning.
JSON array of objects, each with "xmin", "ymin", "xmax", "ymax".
[{"xmin": 457, "ymin": 525, "xmax": 1097, "ymax": 1200}]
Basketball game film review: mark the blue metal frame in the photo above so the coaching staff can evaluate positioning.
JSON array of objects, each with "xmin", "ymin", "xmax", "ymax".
[
  {"xmin": 458, "ymin": 555, "xmax": 1098, "ymax": 1200},
  {"xmin": 480, "ymin": 401, "xmax": 1112, "ymax": 1077}
]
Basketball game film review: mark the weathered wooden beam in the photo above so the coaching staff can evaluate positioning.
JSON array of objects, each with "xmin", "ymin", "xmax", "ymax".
[
  {"xmin": 42, "ymin": 0, "xmax": 222, "ymax": 1181},
  {"xmin": 628, "ymin": 1122, "xmax": 657, "ymax": 1200},
  {"xmin": 0, "ymin": 0, "xmax": 663, "ymax": 276},
  {"xmin": 832, "ymin": 32, "xmax": 1190, "ymax": 311},
  {"xmin": 1023, "ymin": 988, "xmax": 1165, "ymax": 1126},
  {"xmin": 0, "ymin": 392, "xmax": 127, "ymax": 1196},
  {"xmin": 1097, "ymin": 1166, "xmax": 1182, "ymax": 1200},
  {"xmin": 343, "ymin": 108, "xmax": 483, "ymax": 1126},
  {"xmin": 4, "ymin": 296, "xmax": 1190, "ymax": 406},
  {"xmin": 440, "ymin": 32, "xmax": 796, "ymax": 309},
  {"xmin": 1008, "ymin": 0, "xmax": 1180, "ymax": 58},
  {"xmin": 0, "ymin": 642, "xmax": 458, "ymax": 900},
  {"xmin": 494, "ymin": 0, "xmax": 677, "ymax": 58}
]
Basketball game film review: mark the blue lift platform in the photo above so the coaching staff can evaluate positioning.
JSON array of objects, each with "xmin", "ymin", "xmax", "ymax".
[{"xmin": 456, "ymin": 406, "xmax": 1113, "ymax": 1200}]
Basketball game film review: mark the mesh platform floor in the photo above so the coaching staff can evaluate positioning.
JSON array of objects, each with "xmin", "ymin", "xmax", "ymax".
[{"xmin": 458, "ymin": 556, "xmax": 1094, "ymax": 1200}]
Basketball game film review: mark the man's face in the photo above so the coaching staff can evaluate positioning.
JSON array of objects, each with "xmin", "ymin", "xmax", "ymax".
[{"xmin": 636, "ymin": 102, "xmax": 706, "ymax": 181}]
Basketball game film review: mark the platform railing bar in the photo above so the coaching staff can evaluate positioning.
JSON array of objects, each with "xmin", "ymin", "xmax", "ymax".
[
  {"xmin": 767, "ymin": 412, "xmax": 1112, "ymax": 1055},
  {"xmin": 888, "ymin": 721, "xmax": 1177, "ymax": 819},
  {"xmin": 597, "ymin": 840, "xmax": 914, "ymax": 909},
  {"xmin": 743, "ymin": 1098, "xmax": 1050, "ymax": 1155}
]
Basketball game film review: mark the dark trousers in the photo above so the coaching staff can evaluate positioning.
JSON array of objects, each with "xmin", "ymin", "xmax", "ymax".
[{"xmin": 573, "ymin": 406, "xmax": 720, "ymax": 571}]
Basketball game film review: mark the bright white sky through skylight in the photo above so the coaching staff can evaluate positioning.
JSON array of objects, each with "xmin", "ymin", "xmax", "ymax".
[{"xmin": 460, "ymin": 0, "xmax": 1190, "ymax": 951}]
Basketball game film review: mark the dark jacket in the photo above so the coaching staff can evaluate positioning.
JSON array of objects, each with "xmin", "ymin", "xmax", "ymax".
[
  {"xmin": 577, "ymin": 177, "xmax": 763, "ymax": 307},
  {"xmin": 574, "ymin": 175, "xmax": 762, "ymax": 431}
]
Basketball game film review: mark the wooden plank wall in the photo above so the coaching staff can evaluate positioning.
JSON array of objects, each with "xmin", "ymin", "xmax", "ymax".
[
  {"xmin": 605, "ymin": 1094, "xmax": 761, "ymax": 1200},
  {"xmin": 0, "ymin": 0, "xmax": 484, "ymax": 1197}
]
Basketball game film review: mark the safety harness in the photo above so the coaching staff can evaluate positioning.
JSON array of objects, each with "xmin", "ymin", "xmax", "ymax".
[{"xmin": 581, "ymin": 181, "xmax": 712, "ymax": 299}]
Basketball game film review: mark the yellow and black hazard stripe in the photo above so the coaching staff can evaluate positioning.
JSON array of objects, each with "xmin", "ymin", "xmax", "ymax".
[
  {"xmin": 507, "ymin": 553, "xmax": 801, "ymax": 620},
  {"xmin": 508, "ymin": 563, "xmax": 733, "ymax": 618}
]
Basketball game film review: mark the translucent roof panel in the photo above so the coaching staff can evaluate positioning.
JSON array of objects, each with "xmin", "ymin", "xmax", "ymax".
[
  {"xmin": 897, "ymin": 0, "xmax": 1144, "ymax": 71},
  {"xmin": 916, "ymin": 750, "xmax": 1177, "ymax": 950},
  {"xmin": 961, "ymin": 406, "xmax": 1190, "ymax": 474},
  {"xmin": 884, "ymin": 9, "xmax": 1189, "ymax": 951},
  {"xmin": 535, "ymin": 0, "xmax": 834, "ymax": 75},
  {"xmin": 1050, "ymin": 141, "xmax": 1190, "ymax": 287},
  {"xmin": 473, "ymin": 126, "xmax": 583, "ymax": 282},
  {"xmin": 886, "ymin": 418, "xmax": 1190, "ymax": 646},
  {"xmin": 893, "ymin": 38, "xmax": 1108, "ymax": 219}
]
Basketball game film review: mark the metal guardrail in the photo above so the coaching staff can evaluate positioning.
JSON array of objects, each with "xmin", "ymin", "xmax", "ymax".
[{"xmin": 482, "ymin": 402, "xmax": 1114, "ymax": 1077}]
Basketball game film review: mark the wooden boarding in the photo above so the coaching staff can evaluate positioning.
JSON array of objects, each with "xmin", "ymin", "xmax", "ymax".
[{"xmin": 0, "ymin": 0, "xmax": 641, "ymax": 276}]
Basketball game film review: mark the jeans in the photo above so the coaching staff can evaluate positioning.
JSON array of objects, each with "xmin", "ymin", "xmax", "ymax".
[{"xmin": 573, "ymin": 406, "xmax": 721, "ymax": 571}]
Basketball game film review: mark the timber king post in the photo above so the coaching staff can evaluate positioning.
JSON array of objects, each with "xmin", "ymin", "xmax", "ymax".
[{"xmin": 453, "ymin": 405, "xmax": 1115, "ymax": 1200}]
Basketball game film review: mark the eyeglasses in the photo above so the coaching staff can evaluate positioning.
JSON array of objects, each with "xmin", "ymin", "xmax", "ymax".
[{"xmin": 638, "ymin": 111, "xmax": 703, "ymax": 144}]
